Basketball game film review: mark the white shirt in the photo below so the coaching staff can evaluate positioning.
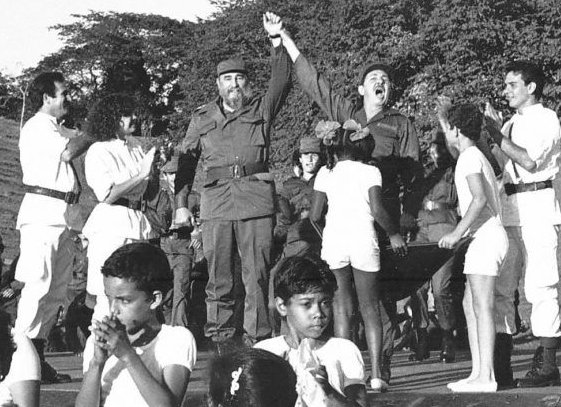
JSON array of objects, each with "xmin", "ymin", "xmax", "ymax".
[
  {"xmin": 16, "ymin": 112, "xmax": 76, "ymax": 228},
  {"xmin": 82, "ymin": 139, "xmax": 153, "ymax": 240},
  {"xmin": 255, "ymin": 336, "xmax": 365, "ymax": 397},
  {"xmin": 314, "ymin": 160, "xmax": 382, "ymax": 237},
  {"xmin": 82, "ymin": 325, "xmax": 197, "ymax": 407},
  {"xmin": 501, "ymin": 104, "xmax": 561, "ymax": 226},
  {"xmin": 0, "ymin": 332, "xmax": 41, "ymax": 406},
  {"xmin": 455, "ymin": 146, "xmax": 502, "ymax": 234}
]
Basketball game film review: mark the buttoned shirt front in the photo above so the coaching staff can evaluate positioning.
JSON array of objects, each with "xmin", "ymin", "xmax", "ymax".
[
  {"xmin": 177, "ymin": 46, "xmax": 291, "ymax": 221},
  {"xmin": 501, "ymin": 103, "xmax": 561, "ymax": 226},
  {"xmin": 17, "ymin": 112, "xmax": 76, "ymax": 228}
]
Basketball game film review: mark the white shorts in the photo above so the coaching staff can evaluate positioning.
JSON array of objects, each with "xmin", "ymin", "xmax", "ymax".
[
  {"xmin": 321, "ymin": 232, "xmax": 380, "ymax": 272},
  {"xmin": 464, "ymin": 219, "xmax": 508, "ymax": 277}
]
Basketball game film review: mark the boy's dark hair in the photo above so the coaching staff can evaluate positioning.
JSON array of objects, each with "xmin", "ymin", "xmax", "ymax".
[
  {"xmin": 101, "ymin": 242, "xmax": 172, "ymax": 295},
  {"xmin": 447, "ymin": 104, "xmax": 482, "ymax": 142},
  {"xmin": 28, "ymin": 72, "xmax": 65, "ymax": 113},
  {"xmin": 505, "ymin": 60, "xmax": 545, "ymax": 99},
  {"xmin": 208, "ymin": 348, "xmax": 297, "ymax": 407},
  {"xmin": 326, "ymin": 127, "xmax": 375, "ymax": 170},
  {"xmin": 86, "ymin": 93, "xmax": 136, "ymax": 142},
  {"xmin": 0, "ymin": 309, "xmax": 15, "ymax": 380},
  {"xmin": 274, "ymin": 254, "xmax": 337, "ymax": 302}
]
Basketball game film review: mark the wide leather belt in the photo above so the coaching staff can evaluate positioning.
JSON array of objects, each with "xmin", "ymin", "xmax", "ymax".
[
  {"xmin": 24, "ymin": 185, "xmax": 80, "ymax": 204},
  {"xmin": 206, "ymin": 163, "xmax": 267, "ymax": 182},
  {"xmin": 504, "ymin": 180, "xmax": 552, "ymax": 196},
  {"xmin": 423, "ymin": 200, "xmax": 454, "ymax": 211},
  {"xmin": 113, "ymin": 198, "xmax": 147, "ymax": 212}
]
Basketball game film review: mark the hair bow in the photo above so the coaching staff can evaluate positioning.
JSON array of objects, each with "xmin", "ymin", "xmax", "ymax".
[
  {"xmin": 343, "ymin": 119, "xmax": 370, "ymax": 142},
  {"xmin": 230, "ymin": 367, "xmax": 243, "ymax": 396},
  {"xmin": 314, "ymin": 120, "xmax": 341, "ymax": 146}
]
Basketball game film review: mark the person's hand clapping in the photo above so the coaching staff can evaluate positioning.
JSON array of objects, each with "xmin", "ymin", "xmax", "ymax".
[
  {"xmin": 435, "ymin": 95, "xmax": 453, "ymax": 123},
  {"xmin": 484, "ymin": 101, "xmax": 503, "ymax": 131}
]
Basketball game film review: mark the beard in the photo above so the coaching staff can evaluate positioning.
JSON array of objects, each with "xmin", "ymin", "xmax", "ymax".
[{"xmin": 220, "ymin": 85, "xmax": 254, "ymax": 111}]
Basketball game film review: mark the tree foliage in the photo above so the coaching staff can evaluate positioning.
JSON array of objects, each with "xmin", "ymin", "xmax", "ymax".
[{"xmin": 4, "ymin": 0, "xmax": 561, "ymax": 179}]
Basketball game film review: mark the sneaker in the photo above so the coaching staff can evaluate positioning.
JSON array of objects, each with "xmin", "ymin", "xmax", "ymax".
[
  {"xmin": 515, "ymin": 368, "xmax": 561, "ymax": 388},
  {"xmin": 449, "ymin": 380, "xmax": 497, "ymax": 393},
  {"xmin": 370, "ymin": 378, "xmax": 389, "ymax": 393}
]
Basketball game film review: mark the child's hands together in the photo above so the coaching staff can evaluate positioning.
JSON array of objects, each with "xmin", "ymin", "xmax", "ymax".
[{"xmin": 91, "ymin": 315, "xmax": 134, "ymax": 362}]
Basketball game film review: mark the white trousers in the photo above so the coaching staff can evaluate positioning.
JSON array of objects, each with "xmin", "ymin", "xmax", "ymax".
[
  {"xmin": 495, "ymin": 225, "xmax": 561, "ymax": 338},
  {"xmin": 14, "ymin": 225, "xmax": 73, "ymax": 339}
]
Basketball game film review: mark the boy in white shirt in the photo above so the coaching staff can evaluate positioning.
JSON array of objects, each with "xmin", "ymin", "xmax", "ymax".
[
  {"xmin": 76, "ymin": 242, "xmax": 196, "ymax": 407},
  {"xmin": 437, "ymin": 101, "xmax": 508, "ymax": 393},
  {"xmin": 255, "ymin": 255, "xmax": 367, "ymax": 406}
]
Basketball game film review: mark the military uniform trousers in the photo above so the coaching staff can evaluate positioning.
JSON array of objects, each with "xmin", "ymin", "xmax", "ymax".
[
  {"xmin": 203, "ymin": 216, "xmax": 273, "ymax": 341},
  {"xmin": 495, "ymin": 224, "xmax": 561, "ymax": 338},
  {"xmin": 411, "ymin": 221, "xmax": 458, "ymax": 332},
  {"xmin": 14, "ymin": 225, "xmax": 74, "ymax": 339}
]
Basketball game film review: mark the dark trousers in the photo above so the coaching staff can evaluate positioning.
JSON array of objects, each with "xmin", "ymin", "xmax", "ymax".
[
  {"xmin": 160, "ymin": 236, "xmax": 192, "ymax": 328},
  {"xmin": 203, "ymin": 216, "xmax": 273, "ymax": 340}
]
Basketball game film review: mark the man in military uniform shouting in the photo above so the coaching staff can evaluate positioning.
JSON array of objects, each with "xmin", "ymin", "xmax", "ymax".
[{"xmin": 174, "ymin": 13, "xmax": 291, "ymax": 347}]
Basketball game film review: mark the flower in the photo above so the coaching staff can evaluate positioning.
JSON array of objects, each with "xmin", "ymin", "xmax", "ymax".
[
  {"xmin": 314, "ymin": 120, "xmax": 341, "ymax": 146},
  {"xmin": 342, "ymin": 119, "xmax": 370, "ymax": 141}
]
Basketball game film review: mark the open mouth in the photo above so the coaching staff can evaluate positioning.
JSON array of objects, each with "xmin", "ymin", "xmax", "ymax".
[{"xmin": 374, "ymin": 86, "xmax": 385, "ymax": 97}]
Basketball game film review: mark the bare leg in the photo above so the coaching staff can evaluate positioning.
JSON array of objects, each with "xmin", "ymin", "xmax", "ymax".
[
  {"xmin": 331, "ymin": 266, "xmax": 355, "ymax": 340},
  {"xmin": 353, "ymin": 267, "xmax": 383, "ymax": 380}
]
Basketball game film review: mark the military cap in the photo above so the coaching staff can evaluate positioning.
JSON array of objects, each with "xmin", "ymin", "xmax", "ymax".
[
  {"xmin": 299, "ymin": 138, "xmax": 321, "ymax": 154},
  {"xmin": 216, "ymin": 58, "xmax": 248, "ymax": 77},
  {"xmin": 360, "ymin": 61, "xmax": 394, "ymax": 84},
  {"xmin": 161, "ymin": 154, "xmax": 179, "ymax": 173}
]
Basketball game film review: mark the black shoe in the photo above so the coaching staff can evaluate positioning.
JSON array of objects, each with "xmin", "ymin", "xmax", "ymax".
[
  {"xmin": 494, "ymin": 333, "xmax": 514, "ymax": 388},
  {"xmin": 409, "ymin": 329, "xmax": 430, "ymax": 362},
  {"xmin": 528, "ymin": 346, "xmax": 544, "ymax": 374},
  {"xmin": 515, "ymin": 368, "xmax": 561, "ymax": 388},
  {"xmin": 41, "ymin": 361, "xmax": 71, "ymax": 384}
]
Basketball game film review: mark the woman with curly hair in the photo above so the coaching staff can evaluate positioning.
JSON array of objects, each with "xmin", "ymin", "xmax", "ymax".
[
  {"xmin": 0, "ymin": 310, "xmax": 40, "ymax": 407},
  {"xmin": 82, "ymin": 94, "xmax": 156, "ymax": 320}
]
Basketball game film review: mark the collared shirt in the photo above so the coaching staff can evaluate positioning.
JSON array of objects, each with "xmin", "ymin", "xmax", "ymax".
[
  {"xmin": 176, "ymin": 46, "xmax": 291, "ymax": 221},
  {"xmin": 82, "ymin": 138, "xmax": 153, "ymax": 240},
  {"xmin": 501, "ymin": 103, "xmax": 561, "ymax": 226},
  {"xmin": 17, "ymin": 112, "xmax": 76, "ymax": 228},
  {"xmin": 294, "ymin": 54, "xmax": 423, "ymax": 217}
]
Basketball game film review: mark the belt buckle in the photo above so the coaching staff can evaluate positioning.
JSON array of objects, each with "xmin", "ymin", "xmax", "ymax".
[
  {"xmin": 425, "ymin": 201, "xmax": 434, "ymax": 211},
  {"xmin": 65, "ymin": 191, "xmax": 78, "ymax": 204},
  {"xmin": 233, "ymin": 164, "xmax": 241, "ymax": 179}
]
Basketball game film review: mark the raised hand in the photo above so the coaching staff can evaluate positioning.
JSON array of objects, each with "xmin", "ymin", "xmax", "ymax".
[
  {"xmin": 435, "ymin": 95, "xmax": 453, "ymax": 123},
  {"xmin": 484, "ymin": 101, "xmax": 503, "ymax": 131},
  {"xmin": 263, "ymin": 12, "xmax": 283, "ymax": 37}
]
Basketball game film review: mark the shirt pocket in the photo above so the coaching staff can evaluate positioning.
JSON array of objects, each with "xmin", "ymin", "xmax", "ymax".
[
  {"xmin": 198, "ymin": 120, "xmax": 217, "ymax": 152},
  {"xmin": 372, "ymin": 123, "xmax": 399, "ymax": 159},
  {"xmin": 239, "ymin": 115, "xmax": 266, "ymax": 146}
]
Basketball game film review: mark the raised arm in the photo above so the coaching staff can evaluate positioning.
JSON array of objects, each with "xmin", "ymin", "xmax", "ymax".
[
  {"xmin": 484, "ymin": 102, "xmax": 536, "ymax": 171},
  {"xmin": 278, "ymin": 25, "xmax": 354, "ymax": 123}
]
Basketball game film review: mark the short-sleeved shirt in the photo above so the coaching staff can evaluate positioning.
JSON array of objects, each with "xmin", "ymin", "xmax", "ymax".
[
  {"xmin": 82, "ymin": 324, "xmax": 196, "ymax": 407},
  {"xmin": 255, "ymin": 336, "xmax": 365, "ymax": 397},
  {"xmin": 0, "ymin": 332, "xmax": 41, "ymax": 406},
  {"xmin": 82, "ymin": 139, "xmax": 153, "ymax": 240},
  {"xmin": 455, "ymin": 146, "xmax": 502, "ymax": 234},
  {"xmin": 314, "ymin": 160, "xmax": 382, "ymax": 239},
  {"xmin": 17, "ymin": 112, "xmax": 76, "ymax": 228},
  {"xmin": 501, "ymin": 104, "xmax": 561, "ymax": 226}
]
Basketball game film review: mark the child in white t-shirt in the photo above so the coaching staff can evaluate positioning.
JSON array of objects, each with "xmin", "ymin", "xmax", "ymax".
[
  {"xmin": 255, "ymin": 255, "xmax": 367, "ymax": 406},
  {"xmin": 76, "ymin": 242, "xmax": 196, "ymax": 407},
  {"xmin": 437, "ymin": 100, "xmax": 508, "ymax": 393},
  {"xmin": 308, "ymin": 120, "xmax": 406, "ymax": 392}
]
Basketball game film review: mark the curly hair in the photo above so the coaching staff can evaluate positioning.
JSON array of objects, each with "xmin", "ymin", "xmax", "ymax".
[
  {"xmin": 85, "ymin": 93, "xmax": 136, "ymax": 142},
  {"xmin": 101, "ymin": 242, "xmax": 172, "ymax": 295},
  {"xmin": 208, "ymin": 348, "xmax": 297, "ymax": 407},
  {"xmin": 447, "ymin": 103, "xmax": 483, "ymax": 142},
  {"xmin": 273, "ymin": 254, "xmax": 337, "ymax": 302}
]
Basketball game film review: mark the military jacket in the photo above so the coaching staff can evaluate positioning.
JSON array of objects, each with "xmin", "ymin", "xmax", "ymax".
[
  {"xmin": 294, "ymin": 54, "xmax": 423, "ymax": 216},
  {"xmin": 176, "ymin": 47, "xmax": 291, "ymax": 221}
]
